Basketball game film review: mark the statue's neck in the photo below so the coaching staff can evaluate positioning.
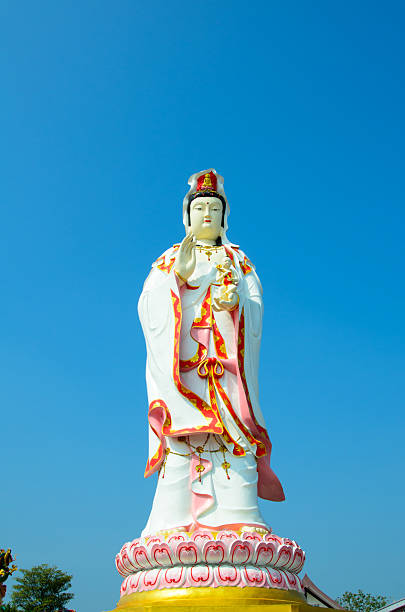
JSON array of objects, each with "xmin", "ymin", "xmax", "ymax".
[{"xmin": 195, "ymin": 238, "xmax": 218, "ymax": 246}]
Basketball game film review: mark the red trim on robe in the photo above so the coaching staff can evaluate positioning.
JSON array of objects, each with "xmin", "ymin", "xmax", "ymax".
[{"xmin": 235, "ymin": 309, "xmax": 285, "ymax": 502}]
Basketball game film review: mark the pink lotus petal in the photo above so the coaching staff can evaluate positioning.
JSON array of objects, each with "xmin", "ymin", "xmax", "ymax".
[
  {"xmin": 126, "ymin": 572, "xmax": 141, "ymax": 595},
  {"xmin": 202, "ymin": 540, "xmax": 226, "ymax": 565},
  {"xmin": 176, "ymin": 541, "xmax": 200, "ymax": 565},
  {"xmin": 289, "ymin": 547, "xmax": 305, "ymax": 574},
  {"xmin": 142, "ymin": 568, "xmax": 161, "ymax": 591},
  {"xmin": 167, "ymin": 533, "xmax": 189, "ymax": 547},
  {"xmin": 150, "ymin": 543, "xmax": 174, "ymax": 568},
  {"xmin": 265, "ymin": 533, "xmax": 283, "ymax": 544},
  {"xmin": 241, "ymin": 531, "xmax": 262, "ymax": 542},
  {"xmin": 133, "ymin": 545, "xmax": 153, "ymax": 569},
  {"xmin": 229, "ymin": 540, "xmax": 253, "ymax": 565},
  {"xmin": 120, "ymin": 576, "xmax": 131, "ymax": 596},
  {"xmin": 146, "ymin": 536, "xmax": 163, "ymax": 547},
  {"xmin": 189, "ymin": 564, "xmax": 213, "ymax": 587},
  {"xmin": 243, "ymin": 565, "xmax": 267, "ymax": 587},
  {"xmin": 266, "ymin": 567, "xmax": 287, "ymax": 589},
  {"xmin": 162, "ymin": 566, "xmax": 185, "ymax": 588},
  {"xmin": 115, "ymin": 554, "xmax": 129, "ymax": 577},
  {"xmin": 283, "ymin": 569, "xmax": 299, "ymax": 589},
  {"xmin": 274, "ymin": 544, "xmax": 293, "ymax": 569},
  {"xmin": 214, "ymin": 564, "xmax": 241, "ymax": 587},
  {"xmin": 217, "ymin": 530, "xmax": 238, "ymax": 543},
  {"xmin": 192, "ymin": 531, "xmax": 213, "ymax": 545},
  {"xmin": 253, "ymin": 541, "xmax": 276, "ymax": 566}
]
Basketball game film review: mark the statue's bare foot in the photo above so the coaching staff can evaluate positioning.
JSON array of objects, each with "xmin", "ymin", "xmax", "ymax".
[
  {"xmin": 241, "ymin": 525, "xmax": 271, "ymax": 535},
  {"xmin": 153, "ymin": 526, "xmax": 190, "ymax": 538}
]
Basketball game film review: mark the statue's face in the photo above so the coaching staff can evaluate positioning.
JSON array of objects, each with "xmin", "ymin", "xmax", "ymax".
[{"xmin": 189, "ymin": 196, "xmax": 223, "ymax": 241}]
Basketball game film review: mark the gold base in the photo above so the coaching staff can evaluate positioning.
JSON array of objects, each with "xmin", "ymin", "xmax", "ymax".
[{"xmin": 108, "ymin": 587, "xmax": 317, "ymax": 612}]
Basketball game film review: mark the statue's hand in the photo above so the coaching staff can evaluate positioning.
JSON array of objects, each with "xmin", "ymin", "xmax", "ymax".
[
  {"xmin": 213, "ymin": 284, "xmax": 239, "ymax": 311},
  {"xmin": 174, "ymin": 233, "xmax": 196, "ymax": 282}
]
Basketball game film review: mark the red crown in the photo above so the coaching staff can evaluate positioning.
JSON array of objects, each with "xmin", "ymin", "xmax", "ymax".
[{"xmin": 196, "ymin": 171, "xmax": 217, "ymax": 192}]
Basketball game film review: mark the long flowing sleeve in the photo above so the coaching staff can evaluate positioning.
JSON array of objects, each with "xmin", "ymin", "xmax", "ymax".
[{"xmin": 232, "ymin": 248, "xmax": 285, "ymax": 501}]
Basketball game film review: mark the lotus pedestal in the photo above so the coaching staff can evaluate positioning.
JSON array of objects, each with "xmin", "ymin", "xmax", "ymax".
[{"xmin": 110, "ymin": 529, "xmax": 313, "ymax": 612}]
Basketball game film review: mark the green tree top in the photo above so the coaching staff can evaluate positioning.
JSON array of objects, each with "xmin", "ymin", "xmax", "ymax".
[
  {"xmin": 337, "ymin": 590, "xmax": 389, "ymax": 612},
  {"xmin": 10, "ymin": 564, "xmax": 73, "ymax": 612},
  {"xmin": 1, "ymin": 604, "xmax": 19, "ymax": 612}
]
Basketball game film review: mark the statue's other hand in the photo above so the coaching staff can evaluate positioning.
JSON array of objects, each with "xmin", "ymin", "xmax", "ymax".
[
  {"xmin": 174, "ymin": 233, "xmax": 196, "ymax": 282},
  {"xmin": 213, "ymin": 285, "xmax": 239, "ymax": 312}
]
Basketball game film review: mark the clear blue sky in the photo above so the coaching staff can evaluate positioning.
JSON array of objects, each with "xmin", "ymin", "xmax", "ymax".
[{"xmin": 2, "ymin": 2, "xmax": 404, "ymax": 611}]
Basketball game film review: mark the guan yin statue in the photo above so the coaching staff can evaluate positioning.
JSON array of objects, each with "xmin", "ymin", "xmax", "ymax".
[{"xmin": 112, "ymin": 170, "xmax": 312, "ymax": 611}]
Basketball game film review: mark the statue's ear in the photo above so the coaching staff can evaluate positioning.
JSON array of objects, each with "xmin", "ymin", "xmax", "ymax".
[{"xmin": 221, "ymin": 200, "xmax": 226, "ymax": 227}]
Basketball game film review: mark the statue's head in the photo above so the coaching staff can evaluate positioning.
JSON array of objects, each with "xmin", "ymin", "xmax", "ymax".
[{"xmin": 183, "ymin": 169, "xmax": 230, "ymax": 243}]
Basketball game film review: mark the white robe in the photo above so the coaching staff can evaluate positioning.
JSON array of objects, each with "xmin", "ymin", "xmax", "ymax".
[{"xmin": 138, "ymin": 243, "xmax": 284, "ymax": 536}]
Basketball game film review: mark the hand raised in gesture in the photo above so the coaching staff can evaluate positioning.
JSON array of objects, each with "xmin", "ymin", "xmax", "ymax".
[{"xmin": 174, "ymin": 232, "xmax": 196, "ymax": 282}]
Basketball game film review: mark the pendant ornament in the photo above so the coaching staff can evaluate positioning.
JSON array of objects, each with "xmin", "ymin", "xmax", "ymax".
[{"xmin": 195, "ymin": 243, "xmax": 223, "ymax": 261}]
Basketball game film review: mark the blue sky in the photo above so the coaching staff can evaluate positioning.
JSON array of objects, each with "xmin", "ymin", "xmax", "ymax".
[{"xmin": 1, "ymin": 1, "xmax": 404, "ymax": 611}]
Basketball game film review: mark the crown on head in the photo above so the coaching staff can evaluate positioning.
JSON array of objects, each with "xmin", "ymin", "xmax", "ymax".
[{"xmin": 195, "ymin": 171, "xmax": 218, "ymax": 194}]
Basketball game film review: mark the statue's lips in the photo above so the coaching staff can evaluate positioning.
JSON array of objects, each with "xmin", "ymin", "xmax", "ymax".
[{"xmin": 203, "ymin": 219, "xmax": 211, "ymax": 223}]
